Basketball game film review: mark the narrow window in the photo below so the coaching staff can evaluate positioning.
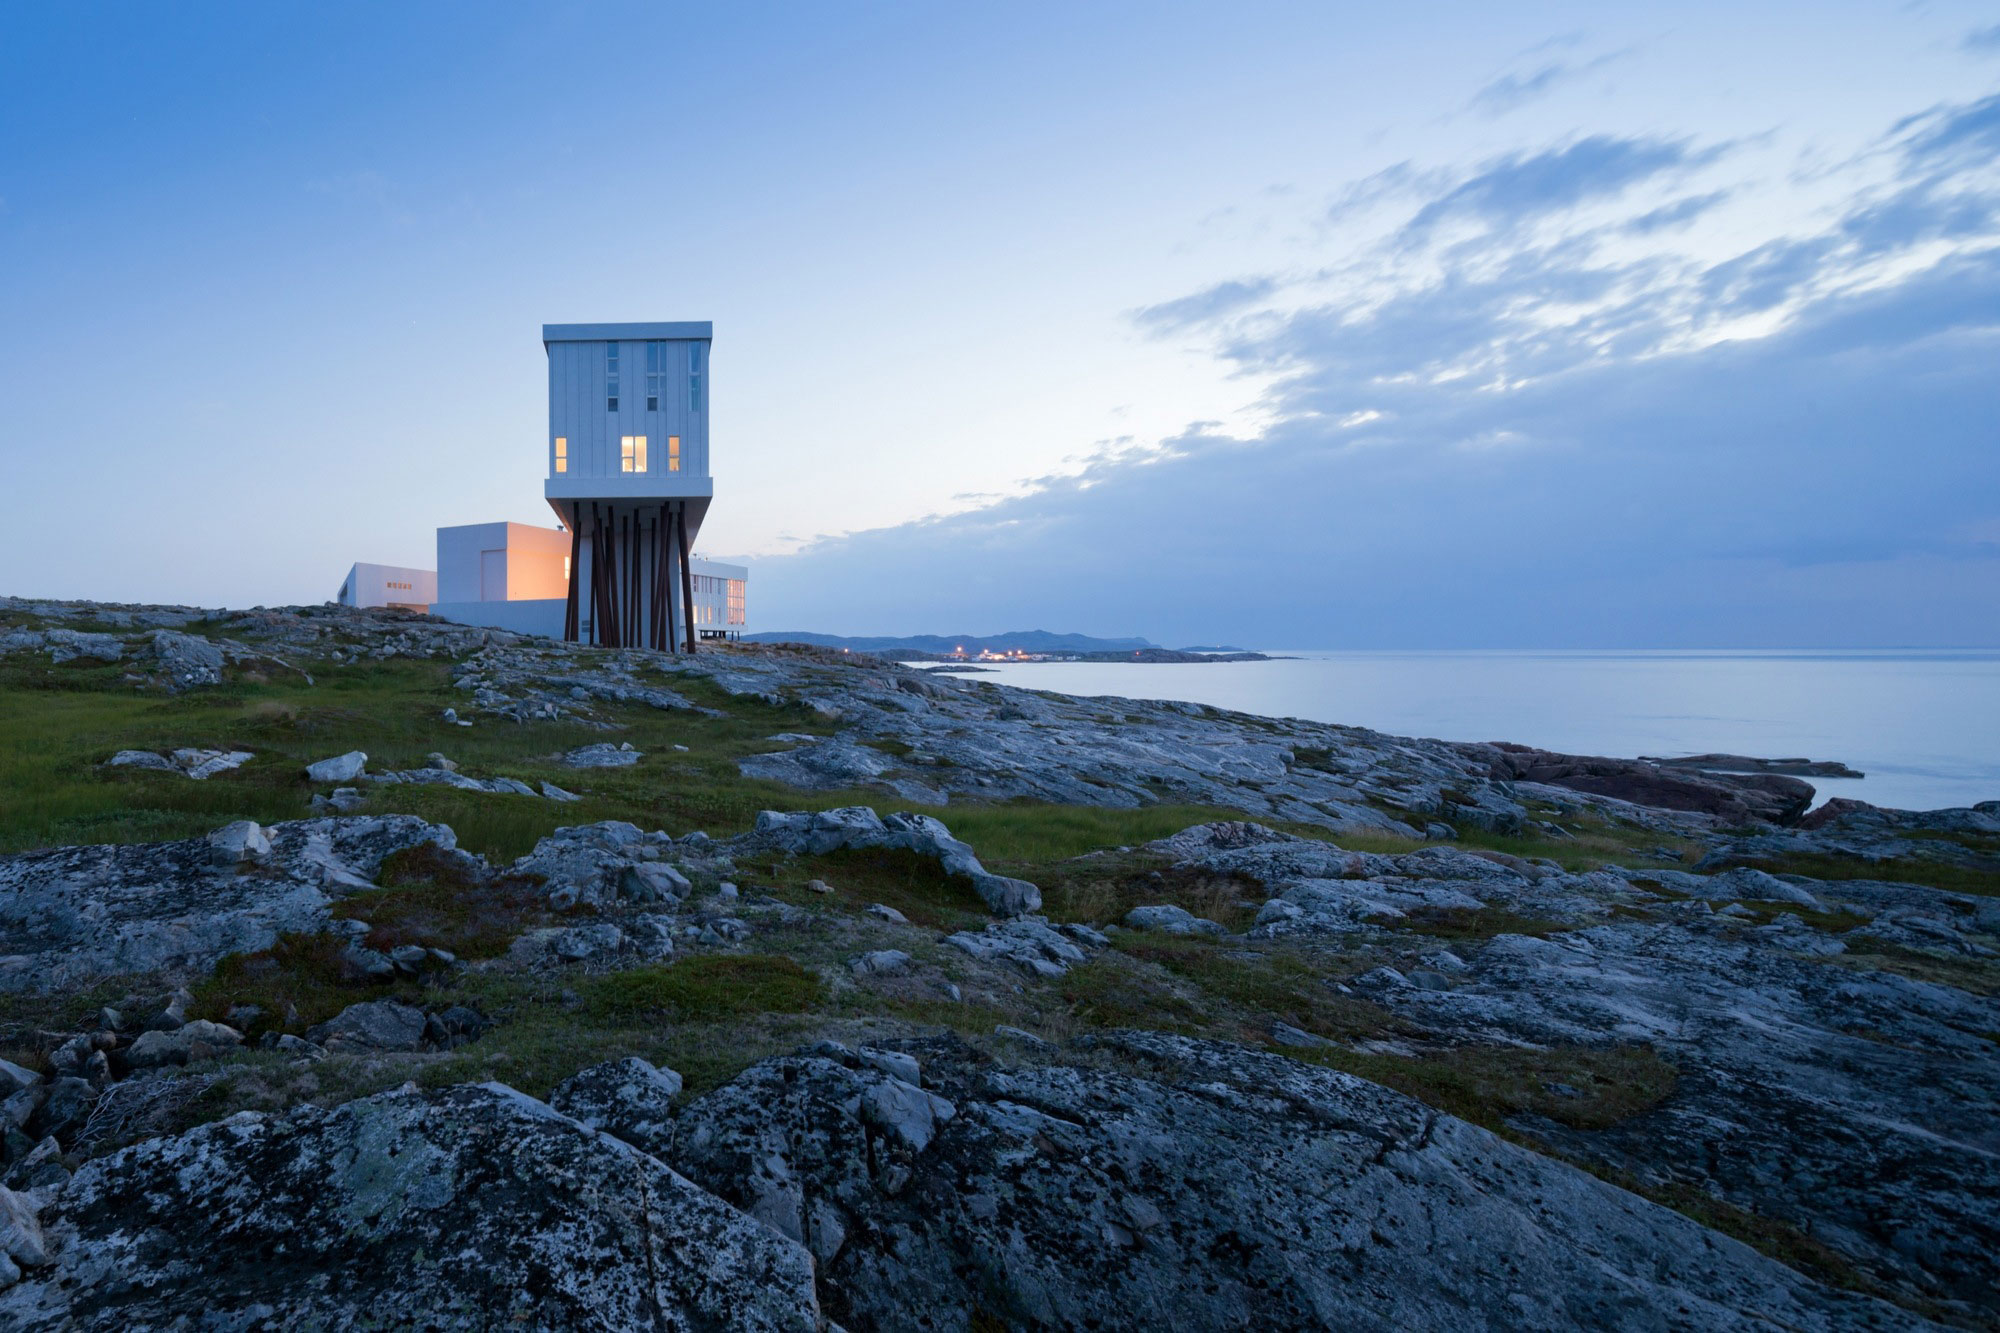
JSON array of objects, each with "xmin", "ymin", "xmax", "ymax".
[
  {"xmin": 689, "ymin": 342, "xmax": 703, "ymax": 412},
  {"xmin": 645, "ymin": 341, "xmax": 661, "ymax": 411},
  {"xmin": 667, "ymin": 435, "xmax": 681, "ymax": 472},
  {"xmin": 607, "ymin": 342, "xmax": 620, "ymax": 411},
  {"xmin": 553, "ymin": 437, "xmax": 567, "ymax": 473}
]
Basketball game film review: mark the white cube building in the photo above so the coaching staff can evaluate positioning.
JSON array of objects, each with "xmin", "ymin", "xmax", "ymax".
[{"xmin": 335, "ymin": 563, "xmax": 437, "ymax": 613}]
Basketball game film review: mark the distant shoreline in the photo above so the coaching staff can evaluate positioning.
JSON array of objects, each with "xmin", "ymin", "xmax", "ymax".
[{"xmin": 905, "ymin": 648, "xmax": 1276, "ymax": 665}]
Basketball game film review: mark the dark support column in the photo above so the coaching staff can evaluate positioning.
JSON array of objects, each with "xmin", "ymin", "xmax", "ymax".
[
  {"xmin": 677, "ymin": 501, "xmax": 697, "ymax": 655},
  {"xmin": 563, "ymin": 504, "xmax": 581, "ymax": 642},
  {"xmin": 599, "ymin": 506, "xmax": 621, "ymax": 648},
  {"xmin": 587, "ymin": 504, "xmax": 605, "ymax": 646},
  {"xmin": 652, "ymin": 503, "xmax": 670, "ymax": 651},
  {"xmin": 624, "ymin": 512, "xmax": 637, "ymax": 646}
]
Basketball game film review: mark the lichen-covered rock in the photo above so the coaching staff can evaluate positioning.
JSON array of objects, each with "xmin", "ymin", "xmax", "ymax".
[
  {"xmin": 666, "ymin": 1032, "xmax": 1935, "ymax": 1332},
  {"xmin": 144, "ymin": 630, "xmax": 225, "ymax": 691},
  {"xmin": 0, "ymin": 1082, "xmax": 822, "ymax": 1330},
  {"xmin": 550, "ymin": 1058, "xmax": 684, "ymax": 1156},
  {"xmin": 0, "ymin": 816, "xmax": 455, "ymax": 993}
]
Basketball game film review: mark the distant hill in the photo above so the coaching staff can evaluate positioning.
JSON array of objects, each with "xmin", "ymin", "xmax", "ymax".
[{"xmin": 743, "ymin": 630, "xmax": 1159, "ymax": 655}]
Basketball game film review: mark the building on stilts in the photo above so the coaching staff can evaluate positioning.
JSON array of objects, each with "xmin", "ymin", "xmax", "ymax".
[
  {"xmin": 541, "ymin": 321, "xmax": 723, "ymax": 651},
  {"xmin": 352, "ymin": 321, "xmax": 747, "ymax": 646}
]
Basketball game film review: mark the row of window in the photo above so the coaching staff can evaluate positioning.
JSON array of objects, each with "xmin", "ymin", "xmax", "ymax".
[
  {"xmin": 551, "ymin": 435, "xmax": 682, "ymax": 474},
  {"xmin": 606, "ymin": 341, "xmax": 702, "ymax": 413}
]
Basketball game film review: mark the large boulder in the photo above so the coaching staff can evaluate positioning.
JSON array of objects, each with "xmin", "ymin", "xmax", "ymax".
[
  {"xmin": 307, "ymin": 1000, "xmax": 428, "ymax": 1053},
  {"xmin": 0, "ymin": 1082, "xmax": 821, "ymax": 1329},
  {"xmin": 305, "ymin": 751, "xmax": 368, "ymax": 783},
  {"xmin": 664, "ymin": 1032, "xmax": 1934, "ymax": 1332}
]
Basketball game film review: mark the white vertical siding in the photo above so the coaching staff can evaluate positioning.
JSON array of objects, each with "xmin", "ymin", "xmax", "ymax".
[{"xmin": 547, "ymin": 335, "xmax": 710, "ymax": 485}]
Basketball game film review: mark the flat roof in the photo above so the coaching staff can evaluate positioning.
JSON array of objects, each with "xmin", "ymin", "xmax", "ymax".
[{"xmin": 543, "ymin": 321, "xmax": 713, "ymax": 344}]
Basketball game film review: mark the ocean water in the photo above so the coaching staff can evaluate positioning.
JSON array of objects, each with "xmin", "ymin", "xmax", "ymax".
[{"xmin": 932, "ymin": 649, "xmax": 2000, "ymax": 813}]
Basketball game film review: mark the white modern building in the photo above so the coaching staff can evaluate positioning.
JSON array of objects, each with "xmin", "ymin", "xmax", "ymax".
[
  {"xmin": 335, "ymin": 562, "xmax": 437, "ymax": 613},
  {"xmin": 334, "ymin": 321, "xmax": 747, "ymax": 646},
  {"xmin": 541, "ymin": 321, "xmax": 718, "ymax": 650}
]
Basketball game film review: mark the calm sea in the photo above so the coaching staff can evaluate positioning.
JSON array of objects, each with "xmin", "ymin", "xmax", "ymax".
[{"xmin": 931, "ymin": 650, "xmax": 2000, "ymax": 813}]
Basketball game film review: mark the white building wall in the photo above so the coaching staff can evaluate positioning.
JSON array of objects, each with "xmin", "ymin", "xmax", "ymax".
[
  {"xmin": 546, "ymin": 324, "xmax": 711, "ymax": 486},
  {"xmin": 689, "ymin": 557, "xmax": 749, "ymax": 638},
  {"xmin": 336, "ymin": 563, "xmax": 437, "ymax": 611},
  {"xmin": 436, "ymin": 522, "xmax": 571, "ymax": 603}
]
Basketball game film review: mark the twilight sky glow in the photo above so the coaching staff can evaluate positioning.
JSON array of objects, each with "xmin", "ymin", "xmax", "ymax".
[{"xmin": 1, "ymin": 3, "xmax": 1995, "ymax": 646}]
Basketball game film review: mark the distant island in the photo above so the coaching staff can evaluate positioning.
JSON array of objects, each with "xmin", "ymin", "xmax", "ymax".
[{"xmin": 744, "ymin": 629, "xmax": 1270, "ymax": 663}]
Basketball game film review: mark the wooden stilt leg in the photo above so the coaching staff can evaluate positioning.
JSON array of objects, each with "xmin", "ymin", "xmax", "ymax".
[
  {"xmin": 564, "ymin": 503, "xmax": 581, "ymax": 641},
  {"xmin": 678, "ymin": 501, "xmax": 697, "ymax": 655}
]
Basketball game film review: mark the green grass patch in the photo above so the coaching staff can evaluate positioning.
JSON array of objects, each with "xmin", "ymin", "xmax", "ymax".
[
  {"xmin": 1031, "ymin": 851, "xmax": 1265, "ymax": 930},
  {"xmin": 746, "ymin": 846, "xmax": 992, "ymax": 929},
  {"xmin": 341, "ymin": 841, "xmax": 555, "ymax": 960},
  {"xmin": 1300, "ymin": 1042, "xmax": 1679, "ymax": 1133},
  {"xmin": 581, "ymin": 954, "xmax": 824, "ymax": 1022},
  {"xmin": 188, "ymin": 932, "xmax": 422, "ymax": 1038},
  {"xmin": 1393, "ymin": 906, "xmax": 1579, "ymax": 941}
]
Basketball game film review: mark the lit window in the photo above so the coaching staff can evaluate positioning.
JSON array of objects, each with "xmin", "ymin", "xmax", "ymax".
[
  {"xmin": 667, "ymin": 435, "xmax": 680, "ymax": 472},
  {"xmin": 727, "ymin": 578, "xmax": 745, "ymax": 625},
  {"xmin": 620, "ymin": 435, "xmax": 648, "ymax": 472},
  {"xmin": 553, "ymin": 437, "xmax": 567, "ymax": 473}
]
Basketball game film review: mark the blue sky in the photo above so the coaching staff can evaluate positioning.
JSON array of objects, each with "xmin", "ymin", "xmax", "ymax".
[{"xmin": 1, "ymin": 3, "xmax": 1995, "ymax": 645}]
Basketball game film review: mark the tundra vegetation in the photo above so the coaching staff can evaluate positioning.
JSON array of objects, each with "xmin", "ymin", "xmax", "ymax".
[{"xmin": 0, "ymin": 598, "xmax": 1994, "ymax": 1330}]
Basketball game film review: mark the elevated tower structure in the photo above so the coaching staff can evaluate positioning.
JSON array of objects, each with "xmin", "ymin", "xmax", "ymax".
[{"xmin": 543, "ymin": 321, "xmax": 713, "ymax": 650}]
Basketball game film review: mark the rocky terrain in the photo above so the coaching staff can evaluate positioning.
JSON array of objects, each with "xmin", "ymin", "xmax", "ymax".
[{"xmin": 0, "ymin": 595, "xmax": 1994, "ymax": 1329}]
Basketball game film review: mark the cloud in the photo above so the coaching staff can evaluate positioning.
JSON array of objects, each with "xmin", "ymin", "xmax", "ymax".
[
  {"xmin": 1700, "ymin": 236, "xmax": 1839, "ymax": 314},
  {"xmin": 754, "ymin": 92, "xmax": 2000, "ymax": 649},
  {"xmin": 1893, "ymin": 91, "xmax": 2000, "ymax": 168},
  {"xmin": 1623, "ymin": 190, "xmax": 1730, "ymax": 234},
  {"xmin": 1468, "ymin": 51, "xmax": 1624, "ymax": 117},
  {"xmin": 1404, "ymin": 135, "xmax": 1711, "ymax": 236},
  {"xmin": 1130, "ymin": 277, "xmax": 1279, "ymax": 333},
  {"xmin": 1962, "ymin": 24, "xmax": 2000, "ymax": 53},
  {"xmin": 759, "ymin": 252, "xmax": 2000, "ymax": 647}
]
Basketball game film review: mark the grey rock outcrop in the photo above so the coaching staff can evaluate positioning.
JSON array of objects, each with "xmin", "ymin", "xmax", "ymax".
[
  {"xmin": 0, "ymin": 1082, "xmax": 822, "ymax": 1329},
  {"xmin": 106, "ymin": 748, "xmax": 253, "ymax": 780},
  {"xmin": 1458, "ymin": 741, "xmax": 1815, "ymax": 825},
  {"xmin": 750, "ymin": 808, "xmax": 1041, "ymax": 916},
  {"xmin": 0, "ymin": 815, "xmax": 454, "ymax": 992},
  {"xmin": 307, "ymin": 999, "xmax": 428, "ymax": 1052},
  {"xmin": 1156, "ymin": 820, "xmax": 2000, "ymax": 1314},
  {"xmin": 563, "ymin": 742, "xmax": 642, "ymax": 768},
  {"xmin": 144, "ymin": 631, "xmax": 225, "ymax": 691},
  {"xmin": 662, "ymin": 1032, "xmax": 1930, "ymax": 1332}
]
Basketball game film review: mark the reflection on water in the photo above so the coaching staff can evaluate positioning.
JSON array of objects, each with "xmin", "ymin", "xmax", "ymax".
[{"xmin": 930, "ymin": 649, "xmax": 2000, "ymax": 812}]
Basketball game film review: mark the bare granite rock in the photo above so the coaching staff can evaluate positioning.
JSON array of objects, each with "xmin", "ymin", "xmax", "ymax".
[
  {"xmin": 0, "ymin": 1082, "xmax": 823, "ymax": 1330},
  {"xmin": 661, "ymin": 1032, "xmax": 1933, "ymax": 1332},
  {"xmin": 1156, "ymin": 819, "xmax": 2000, "ymax": 1317}
]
